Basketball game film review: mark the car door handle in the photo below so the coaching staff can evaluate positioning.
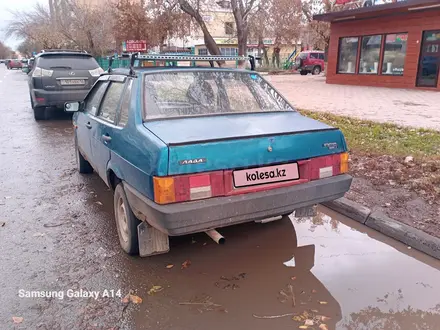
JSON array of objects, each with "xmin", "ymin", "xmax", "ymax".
[
  {"xmin": 85, "ymin": 123, "xmax": 92, "ymax": 129},
  {"xmin": 102, "ymin": 134, "xmax": 112, "ymax": 142}
]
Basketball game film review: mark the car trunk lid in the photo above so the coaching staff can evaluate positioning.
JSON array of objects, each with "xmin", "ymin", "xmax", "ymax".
[{"xmin": 144, "ymin": 112, "xmax": 347, "ymax": 176}]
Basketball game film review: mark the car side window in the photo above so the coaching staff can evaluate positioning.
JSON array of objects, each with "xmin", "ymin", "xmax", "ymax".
[
  {"xmin": 310, "ymin": 53, "xmax": 318, "ymax": 59},
  {"xmin": 319, "ymin": 53, "xmax": 325, "ymax": 60},
  {"xmin": 98, "ymin": 82, "xmax": 125, "ymax": 123},
  {"xmin": 85, "ymin": 81, "xmax": 108, "ymax": 115},
  {"xmin": 118, "ymin": 79, "xmax": 133, "ymax": 127}
]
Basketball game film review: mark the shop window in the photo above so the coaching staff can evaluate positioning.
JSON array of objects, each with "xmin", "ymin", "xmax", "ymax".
[
  {"xmin": 382, "ymin": 33, "xmax": 408, "ymax": 75},
  {"xmin": 338, "ymin": 37, "xmax": 359, "ymax": 74},
  {"xmin": 359, "ymin": 35, "xmax": 382, "ymax": 74}
]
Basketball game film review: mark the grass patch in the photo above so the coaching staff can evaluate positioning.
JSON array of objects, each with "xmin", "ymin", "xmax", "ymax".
[{"xmin": 300, "ymin": 110, "xmax": 440, "ymax": 158}]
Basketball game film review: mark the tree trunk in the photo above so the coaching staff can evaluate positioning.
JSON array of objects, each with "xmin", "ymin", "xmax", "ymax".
[{"xmin": 178, "ymin": 0, "xmax": 221, "ymax": 58}]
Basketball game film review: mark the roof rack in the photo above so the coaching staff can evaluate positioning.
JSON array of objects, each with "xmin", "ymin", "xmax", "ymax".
[
  {"xmin": 127, "ymin": 53, "xmax": 256, "ymax": 71},
  {"xmin": 40, "ymin": 49, "xmax": 88, "ymax": 54}
]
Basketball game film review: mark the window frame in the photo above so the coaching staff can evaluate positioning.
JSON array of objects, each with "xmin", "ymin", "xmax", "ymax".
[
  {"xmin": 381, "ymin": 32, "xmax": 408, "ymax": 76},
  {"xmin": 97, "ymin": 81, "xmax": 126, "ymax": 125},
  {"xmin": 358, "ymin": 34, "xmax": 383, "ymax": 75},
  {"xmin": 116, "ymin": 78, "xmax": 133, "ymax": 128},
  {"xmin": 84, "ymin": 81, "xmax": 109, "ymax": 116},
  {"xmin": 225, "ymin": 22, "xmax": 234, "ymax": 35},
  {"xmin": 337, "ymin": 36, "xmax": 360, "ymax": 75}
]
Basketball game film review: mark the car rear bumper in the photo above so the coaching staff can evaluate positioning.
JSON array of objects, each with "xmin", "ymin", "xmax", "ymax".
[
  {"xmin": 31, "ymin": 89, "xmax": 89, "ymax": 108},
  {"xmin": 124, "ymin": 174, "xmax": 352, "ymax": 236}
]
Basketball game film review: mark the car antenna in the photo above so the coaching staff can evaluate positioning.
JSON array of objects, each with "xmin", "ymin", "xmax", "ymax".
[
  {"xmin": 108, "ymin": 56, "xmax": 114, "ymax": 73},
  {"xmin": 129, "ymin": 53, "xmax": 137, "ymax": 76}
]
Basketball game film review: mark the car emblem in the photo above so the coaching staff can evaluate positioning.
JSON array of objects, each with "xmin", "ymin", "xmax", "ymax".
[
  {"xmin": 267, "ymin": 146, "xmax": 273, "ymax": 152},
  {"xmin": 69, "ymin": 72, "xmax": 75, "ymax": 76},
  {"xmin": 179, "ymin": 158, "xmax": 206, "ymax": 165},
  {"xmin": 323, "ymin": 142, "xmax": 338, "ymax": 150}
]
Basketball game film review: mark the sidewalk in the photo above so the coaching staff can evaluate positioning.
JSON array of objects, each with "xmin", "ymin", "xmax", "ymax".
[{"xmin": 268, "ymin": 75, "xmax": 440, "ymax": 131}]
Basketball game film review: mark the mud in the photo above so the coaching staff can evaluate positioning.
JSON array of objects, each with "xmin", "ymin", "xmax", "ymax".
[{"xmin": 1, "ymin": 66, "xmax": 440, "ymax": 330}]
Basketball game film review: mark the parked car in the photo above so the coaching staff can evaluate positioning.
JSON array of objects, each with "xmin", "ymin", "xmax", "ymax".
[
  {"xmin": 65, "ymin": 54, "xmax": 352, "ymax": 257},
  {"xmin": 295, "ymin": 51, "xmax": 325, "ymax": 75},
  {"xmin": 28, "ymin": 49, "xmax": 103, "ymax": 120},
  {"xmin": 21, "ymin": 59, "xmax": 30, "ymax": 74},
  {"xmin": 7, "ymin": 59, "xmax": 23, "ymax": 70},
  {"xmin": 0, "ymin": 59, "xmax": 5, "ymax": 64}
]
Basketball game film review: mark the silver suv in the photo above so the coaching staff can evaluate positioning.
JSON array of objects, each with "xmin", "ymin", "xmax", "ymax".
[{"xmin": 28, "ymin": 50, "xmax": 103, "ymax": 120}]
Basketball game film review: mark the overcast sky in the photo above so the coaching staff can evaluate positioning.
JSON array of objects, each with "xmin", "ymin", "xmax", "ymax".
[{"xmin": 0, "ymin": 0, "xmax": 44, "ymax": 49}]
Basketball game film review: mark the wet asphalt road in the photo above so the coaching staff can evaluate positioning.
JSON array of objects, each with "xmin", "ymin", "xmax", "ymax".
[{"xmin": 1, "ymin": 65, "xmax": 440, "ymax": 330}]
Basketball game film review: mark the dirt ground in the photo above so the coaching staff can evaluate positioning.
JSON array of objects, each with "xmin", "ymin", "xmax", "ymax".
[{"xmin": 346, "ymin": 153, "xmax": 440, "ymax": 238}]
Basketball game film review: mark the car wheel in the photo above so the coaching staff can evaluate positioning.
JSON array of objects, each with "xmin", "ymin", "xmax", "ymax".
[
  {"xmin": 33, "ymin": 107, "xmax": 46, "ymax": 120},
  {"xmin": 114, "ymin": 182, "xmax": 141, "ymax": 255},
  {"xmin": 300, "ymin": 70, "xmax": 308, "ymax": 76},
  {"xmin": 75, "ymin": 139, "xmax": 93, "ymax": 174},
  {"xmin": 312, "ymin": 66, "xmax": 322, "ymax": 75}
]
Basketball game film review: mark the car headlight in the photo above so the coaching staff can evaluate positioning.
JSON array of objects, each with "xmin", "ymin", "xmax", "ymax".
[{"xmin": 89, "ymin": 67, "xmax": 104, "ymax": 77}]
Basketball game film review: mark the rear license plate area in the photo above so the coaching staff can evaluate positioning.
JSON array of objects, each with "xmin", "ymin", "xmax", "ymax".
[
  {"xmin": 60, "ymin": 79, "xmax": 85, "ymax": 85},
  {"xmin": 233, "ymin": 163, "xmax": 299, "ymax": 188}
]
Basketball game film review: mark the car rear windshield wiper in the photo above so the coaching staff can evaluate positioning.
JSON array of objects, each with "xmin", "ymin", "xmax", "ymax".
[{"xmin": 50, "ymin": 66, "xmax": 72, "ymax": 69}]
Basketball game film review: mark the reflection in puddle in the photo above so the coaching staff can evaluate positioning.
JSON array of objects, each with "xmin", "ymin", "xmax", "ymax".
[{"xmin": 125, "ymin": 208, "xmax": 440, "ymax": 330}]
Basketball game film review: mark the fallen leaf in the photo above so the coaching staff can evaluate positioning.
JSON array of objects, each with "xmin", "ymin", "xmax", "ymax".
[
  {"xmin": 311, "ymin": 289, "xmax": 317, "ymax": 294},
  {"xmin": 291, "ymin": 276, "xmax": 297, "ymax": 280},
  {"xmin": 166, "ymin": 264, "xmax": 174, "ymax": 269},
  {"xmin": 292, "ymin": 316, "xmax": 302, "ymax": 322},
  {"xmin": 121, "ymin": 294, "xmax": 130, "ymax": 304},
  {"xmin": 33, "ymin": 232, "xmax": 45, "ymax": 237},
  {"xmin": 203, "ymin": 242, "xmax": 207, "ymax": 246},
  {"xmin": 299, "ymin": 326, "xmax": 308, "ymax": 329},
  {"xmin": 147, "ymin": 285, "xmax": 163, "ymax": 295},
  {"xmin": 319, "ymin": 324, "xmax": 329, "ymax": 330},
  {"xmin": 321, "ymin": 316, "xmax": 332, "ymax": 322},
  {"xmin": 12, "ymin": 316, "xmax": 23, "ymax": 324},
  {"xmin": 311, "ymin": 309, "xmax": 319, "ymax": 313},
  {"xmin": 305, "ymin": 319, "xmax": 314, "ymax": 326},
  {"xmin": 5, "ymin": 196, "xmax": 12, "ymax": 199},
  {"xmin": 181, "ymin": 260, "xmax": 191, "ymax": 269},
  {"xmin": 129, "ymin": 294, "xmax": 143, "ymax": 304},
  {"xmin": 95, "ymin": 201, "xmax": 103, "ymax": 206},
  {"xmin": 319, "ymin": 301, "xmax": 328, "ymax": 305},
  {"xmin": 0, "ymin": 222, "xmax": 5, "ymax": 227}
]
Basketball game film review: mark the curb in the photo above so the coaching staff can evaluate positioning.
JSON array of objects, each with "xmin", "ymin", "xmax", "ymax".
[{"xmin": 323, "ymin": 197, "xmax": 440, "ymax": 260}]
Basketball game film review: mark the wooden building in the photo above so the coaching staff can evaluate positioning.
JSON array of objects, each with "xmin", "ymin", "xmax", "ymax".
[{"xmin": 314, "ymin": 0, "xmax": 440, "ymax": 90}]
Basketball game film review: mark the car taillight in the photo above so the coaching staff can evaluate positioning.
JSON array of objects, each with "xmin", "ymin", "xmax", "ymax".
[
  {"xmin": 309, "ymin": 152, "xmax": 349, "ymax": 180},
  {"xmin": 89, "ymin": 67, "xmax": 104, "ymax": 77},
  {"xmin": 340, "ymin": 152, "xmax": 349, "ymax": 174},
  {"xmin": 32, "ymin": 67, "xmax": 53, "ymax": 77},
  {"xmin": 153, "ymin": 171, "xmax": 225, "ymax": 205}
]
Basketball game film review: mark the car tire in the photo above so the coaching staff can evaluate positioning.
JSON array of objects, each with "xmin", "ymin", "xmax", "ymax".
[
  {"xmin": 33, "ymin": 107, "xmax": 46, "ymax": 120},
  {"xmin": 312, "ymin": 66, "xmax": 322, "ymax": 75},
  {"xmin": 114, "ymin": 182, "xmax": 141, "ymax": 255},
  {"xmin": 300, "ymin": 70, "xmax": 308, "ymax": 76},
  {"xmin": 75, "ymin": 140, "xmax": 93, "ymax": 174}
]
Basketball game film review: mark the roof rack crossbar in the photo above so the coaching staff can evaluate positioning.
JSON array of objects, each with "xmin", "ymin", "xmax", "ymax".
[
  {"xmin": 41, "ymin": 49, "xmax": 88, "ymax": 53},
  {"xmin": 134, "ymin": 54, "xmax": 249, "ymax": 61}
]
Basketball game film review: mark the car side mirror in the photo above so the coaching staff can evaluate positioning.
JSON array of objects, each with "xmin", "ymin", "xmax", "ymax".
[{"xmin": 64, "ymin": 101, "xmax": 81, "ymax": 112}]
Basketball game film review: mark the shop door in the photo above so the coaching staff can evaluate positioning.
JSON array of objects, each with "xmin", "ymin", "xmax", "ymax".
[{"xmin": 417, "ymin": 30, "xmax": 440, "ymax": 88}]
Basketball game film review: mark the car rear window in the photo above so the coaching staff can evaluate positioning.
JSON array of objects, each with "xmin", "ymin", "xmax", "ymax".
[
  {"xmin": 143, "ymin": 71, "xmax": 293, "ymax": 120},
  {"xmin": 37, "ymin": 55, "xmax": 99, "ymax": 70}
]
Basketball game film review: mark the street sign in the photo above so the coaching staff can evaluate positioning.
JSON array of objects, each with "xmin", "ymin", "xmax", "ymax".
[{"xmin": 123, "ymin": 40, "xmax": 147, "ymax": 52}]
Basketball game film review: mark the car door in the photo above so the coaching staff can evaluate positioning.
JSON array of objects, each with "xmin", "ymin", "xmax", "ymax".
[
  {"xmin": 309, "ymin": 52, "xmax": 318, "ymax": 67},
  {"xmin": 75, "ymin": 80, "xmax": 108, "ymax": 165},
  {"xmin": 91, "ymin": 78, "xmax": 127, "ymax": 181}
]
